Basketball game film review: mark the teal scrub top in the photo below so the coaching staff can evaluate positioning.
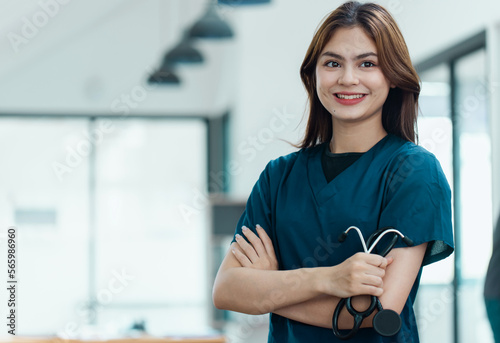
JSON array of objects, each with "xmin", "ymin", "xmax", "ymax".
[{"xmin": 233, "ymin": 134, "xmax": 454, "ymax": 343}]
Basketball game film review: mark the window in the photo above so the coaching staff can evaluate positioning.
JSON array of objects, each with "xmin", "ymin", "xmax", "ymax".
[
  {"xmin": 0, "ymin": 117, "xmax": 210, "ymax": 336},
  {"xmin": 415, "ymin": 32, "xmax": 494, "ymax": 343}
]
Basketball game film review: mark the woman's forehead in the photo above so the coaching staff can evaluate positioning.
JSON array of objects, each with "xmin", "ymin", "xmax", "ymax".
[{"xmin": 321, "ymin": 27, "xmax": 377, "ymax": 56}]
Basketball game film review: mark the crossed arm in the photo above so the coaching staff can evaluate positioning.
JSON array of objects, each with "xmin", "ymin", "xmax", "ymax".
[{"xmin": 212, "ymin": 225, "xmax": 427, "ymax": 329}]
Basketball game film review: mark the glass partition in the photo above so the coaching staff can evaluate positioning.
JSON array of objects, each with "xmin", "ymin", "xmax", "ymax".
[
  {"xmin": 416, "ymin": 46, "xmax": 494, "ymax": 343},
  {"xmin": 416, "ymin": 64, "xmax": 454, "ymax": 343},
  {"xmin": 455, "ymin": 49, "xmax": 493, "ymax": 343}
]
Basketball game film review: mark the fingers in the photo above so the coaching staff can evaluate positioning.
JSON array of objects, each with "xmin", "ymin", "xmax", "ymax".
[
  {"xmin": 241, "ymin": 226, "xmax": 267, "ymax": 258},
  {"xmin": 336, "ymin": 253, "xmax": 390, "ymax": 297},
  {"xmin": 231, "ymin": 247, "xmax": 252, "ymax": 267},
  {"xmin": 256, "ymin": 224, "xmax": 276, "ymax": 256},
  {"xmin": 386, "ymin": 256, "xmax": 394, "ymax": 266},
  {"xmin": 363, "ymin": 274, "xmax": 384, "ymax": 288},
  {"xmin": 360, "ymin": 284, "xmax": 384, "ymax": 297},
  {"xmin": 350, "ymin": 270, "xmax": 385, "ymax": 291},
  {"xmin": 344, "ymin": 275, "xmax": 385, "ymax": 298},
  {"xmin": 235, "ymin": 233, "xmax": 259, "ymax": 262},
  {"xmin": 354, "ymin": 252, "xmax": 390, "ymax": 269}
]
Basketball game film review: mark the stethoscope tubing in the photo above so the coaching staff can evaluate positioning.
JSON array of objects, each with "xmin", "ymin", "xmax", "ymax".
[{"xmin": 343, "ymin": 226, "xmax": 410, "ymax": 254}]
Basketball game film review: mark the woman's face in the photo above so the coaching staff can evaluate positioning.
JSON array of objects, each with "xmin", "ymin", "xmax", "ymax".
[{"xmin": 315, "ymin": 26, "xmax": 393, "ymax": 127}]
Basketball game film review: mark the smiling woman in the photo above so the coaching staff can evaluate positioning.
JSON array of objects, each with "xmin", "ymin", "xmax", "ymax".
[
  {"xmin": 314, "ymin": 26, "xmax": 393, "ymax": 153},
  {"xmin": 212, "ymin": 2, "xmax": 453, "ymax": 343},
  {"xmin": 299, "ymin": 2, "xmax": 420, "ymax": 151}
]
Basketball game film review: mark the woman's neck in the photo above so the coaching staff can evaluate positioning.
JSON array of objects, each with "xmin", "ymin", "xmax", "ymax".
[{"xmin": 329, "ymin": 119, "xmax": 387, "ymax": 154}]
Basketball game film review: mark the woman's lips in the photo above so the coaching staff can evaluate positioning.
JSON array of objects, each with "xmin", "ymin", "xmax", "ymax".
[{"xmin": 334, "ymin": 93, "xmax": 367, "ymax": 105}]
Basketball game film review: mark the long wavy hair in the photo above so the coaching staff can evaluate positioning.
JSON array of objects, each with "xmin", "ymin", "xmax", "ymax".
[{"xmin": 298, "ymin": 1, "xmax": 420, "ymax": 148}]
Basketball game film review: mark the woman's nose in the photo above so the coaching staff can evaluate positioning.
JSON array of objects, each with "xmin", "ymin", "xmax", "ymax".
[{"xmin": 338, "ymin": 67, "xmax": 359, "ymax": 85}]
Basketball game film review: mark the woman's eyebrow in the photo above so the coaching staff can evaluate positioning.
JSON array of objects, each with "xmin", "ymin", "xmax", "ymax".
[{"xmin": 319, "ymin": 51, "xmax": 378, "ymax": 60}]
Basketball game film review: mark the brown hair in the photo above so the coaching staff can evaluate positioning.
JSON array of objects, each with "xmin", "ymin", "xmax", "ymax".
[{"xmin": 298, "ymin": 1, "xmax": 420, "ymax": 148}]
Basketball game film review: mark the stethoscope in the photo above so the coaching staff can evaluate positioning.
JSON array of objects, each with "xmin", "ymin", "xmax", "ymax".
[{"xmin": 331, "ymin": 226, "xmax": 414, "ymax": 340}]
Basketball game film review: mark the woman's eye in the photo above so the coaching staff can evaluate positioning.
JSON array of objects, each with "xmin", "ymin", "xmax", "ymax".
[
  {"xmin": 361, "ymin": 61, "xmax": 375, "ymax": 67},
  {"xmin": 325, "ymin": 61, "xmax": 340, "ymax": 68}
]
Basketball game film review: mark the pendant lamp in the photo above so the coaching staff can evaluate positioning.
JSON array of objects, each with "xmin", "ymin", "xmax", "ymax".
[
  {"xmin": 165, "ymin": 32, "xmax": 204, "ymax": 64},
  {"xmin": 218, "ymin": 0, "xmax": 270, "ymax": 4},
  {"xmin": 148, "ymin": 62, "xmax": 180, "ymax": 85},
  {"xmin": 188, "ymin": 2, "xmax": 234, "ymax": 39}
]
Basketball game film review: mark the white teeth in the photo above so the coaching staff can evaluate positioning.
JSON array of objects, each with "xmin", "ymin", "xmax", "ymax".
[{"xmin": 336, "ymin": 94, "xmax": 364, "ymax": 99}]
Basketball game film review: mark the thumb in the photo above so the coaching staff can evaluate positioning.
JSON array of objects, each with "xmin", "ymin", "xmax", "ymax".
[{"xmin": 386, "ymin": 256, "xmax": 394, "ymax": 266}]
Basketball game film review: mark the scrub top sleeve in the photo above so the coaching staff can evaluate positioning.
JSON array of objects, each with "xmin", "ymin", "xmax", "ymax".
[
  {"xmin": 378, "ymin": 149, "xmax": 454, "ymax": 266},
  {"xmin": 231, "ymin": 161, "xmax": 274, "ymax": 246}
]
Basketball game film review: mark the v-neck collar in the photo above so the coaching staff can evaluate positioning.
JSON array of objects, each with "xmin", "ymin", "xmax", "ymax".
[{"xmin": 307, "ymin": 134, "xmax": 394, "ymax": 206}]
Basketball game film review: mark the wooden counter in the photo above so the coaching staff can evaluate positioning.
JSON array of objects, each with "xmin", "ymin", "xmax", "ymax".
[{"xmin": 0, "ymin": 336, "xmax": 226, "ymax": 343}]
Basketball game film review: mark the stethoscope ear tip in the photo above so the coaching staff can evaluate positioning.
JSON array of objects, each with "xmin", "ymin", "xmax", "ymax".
[
  {"xmin": 402, "ymin": 236, "xmax": 414, "ymax": 246},
  {"xmin": 338, "ymin": 232, "xmax": 348, "ymax": 243}
]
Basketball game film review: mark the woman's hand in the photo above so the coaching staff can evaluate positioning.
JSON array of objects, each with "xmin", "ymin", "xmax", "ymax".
[
  {"xmin": 232, "ymin": 225, "xmax": 278, "ymax": 271},
  {"xmin": 315, "ymin": 252, "xmax": 394, "ymax": 299}
]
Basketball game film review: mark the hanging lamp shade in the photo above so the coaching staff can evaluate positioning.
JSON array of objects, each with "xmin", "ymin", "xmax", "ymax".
[
  {"xmin": 148, "ymin": 63, "xmax": 180, "ymax": 85},
  {"xmin": 165, "ymin": 34, "xmax": 204, "ymax": 64},
  {"xmin": 188, "ymin": 3, "xmax": 233, "ymax": 39},
  {"xmin": 218, "ymin": 0, "xmax": 270, "ymax": 4}
]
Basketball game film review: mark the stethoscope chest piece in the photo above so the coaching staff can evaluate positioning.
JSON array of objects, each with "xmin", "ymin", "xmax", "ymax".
[{"xmin": 373, "ymin": 309, "xmax": 402, "ymax": 337}]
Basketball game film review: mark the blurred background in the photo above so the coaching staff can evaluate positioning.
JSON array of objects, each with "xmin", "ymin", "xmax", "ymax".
[{"xmin": 0, "ymin": 0, "xmax": 498, "ymax": 342}]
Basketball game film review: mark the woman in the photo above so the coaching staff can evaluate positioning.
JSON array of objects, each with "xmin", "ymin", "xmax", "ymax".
[
  {"xmin": 213, "ymin": 2, "xmax": 454, "ymax": 342},
  {"xmin": 484, "ymin": 212, "xmax": 500, "ymax": 343}
]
